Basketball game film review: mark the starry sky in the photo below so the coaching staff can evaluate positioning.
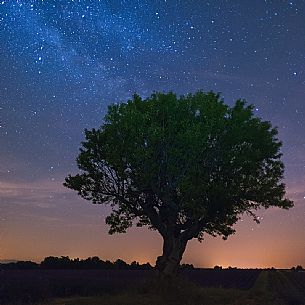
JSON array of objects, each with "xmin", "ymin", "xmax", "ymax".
[{"xmin": 1, "ymin": 0, "xmax": 305, "ymax": 268}]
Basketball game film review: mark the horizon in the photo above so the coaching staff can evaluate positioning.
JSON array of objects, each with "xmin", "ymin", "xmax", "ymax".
[
  {"xmin": 1, "ymin": 256, "xmax": 302, "ymax": 270},
  {"xmin": 2, "ymin": 215, "xmax": 304, "ymax": 270}
]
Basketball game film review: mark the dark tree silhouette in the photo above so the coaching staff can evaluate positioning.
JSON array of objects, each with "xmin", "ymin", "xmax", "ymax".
[
  {"xmin": 296, "ymin": 265, "xmax": 304, "ymax": 271},
  {"xmin": 64, "ymin": 91, "xmax": 293, "ymax": 276},
  {"xmin": 38, "ymin": 256, "xmax": 152, "ymax": 270},
  {"xmin": 0, "ymin": 261, "xmax": 39, "ymax": 270}
]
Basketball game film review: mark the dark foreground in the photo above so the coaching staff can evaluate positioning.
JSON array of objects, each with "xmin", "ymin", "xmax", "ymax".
[{"xmin": 1, "ymin": 269, "xmax": 305, "ymax": 305}]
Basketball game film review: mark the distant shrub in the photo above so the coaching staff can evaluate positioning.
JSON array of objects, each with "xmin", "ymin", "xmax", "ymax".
[
  {"xmin": 291, "ymin": 265, "xmax": 304, "ymax": 272},
  {"xmin": 0, "ymin": 261, "xmax": 38, "ymax": 270},
  {"xmin": 39, "ymin": 256, "xmax": 153, "ymax": 270},
  {"xmin": 180, "ymin": 263, "xmax": 195, "ymax": 270},
  {"xmin": 268, "ymin": 267, "xmax": 276, "ymax": 271},
  {"xmin": 227, "ymin": 266, "xmax": 237, "ymax": 270},
  {"xmin": 213, "ymin": 265, "xmax": 223, "ymax": 270},
  {"xmin": 0, "ymin": 256, "xmax": 153, "ymax": 271},
  {"xmin": 296, "ymin": 265, "xmax": 303, "ymax": 271}
]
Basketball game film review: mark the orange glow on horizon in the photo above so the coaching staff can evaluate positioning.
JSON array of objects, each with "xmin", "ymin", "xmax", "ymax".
[{"xmin": 1, "ymin": 179, "xmax": 304, "ymax": 269}]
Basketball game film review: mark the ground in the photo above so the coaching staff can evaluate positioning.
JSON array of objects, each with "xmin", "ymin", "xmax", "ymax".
[{"xmin": 40, "ymin": 271, "xmax": 305, "ymax": 305}]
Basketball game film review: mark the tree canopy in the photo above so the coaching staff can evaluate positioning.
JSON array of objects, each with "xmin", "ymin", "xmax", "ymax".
[{"xmin": 64, "ymin": 91, "xmax": 293, "ymax": 275}]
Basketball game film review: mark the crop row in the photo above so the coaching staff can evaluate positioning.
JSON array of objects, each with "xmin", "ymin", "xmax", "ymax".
[{"xmin": 0, "ymin": 269, "xmax": 261, "ymax": 304}]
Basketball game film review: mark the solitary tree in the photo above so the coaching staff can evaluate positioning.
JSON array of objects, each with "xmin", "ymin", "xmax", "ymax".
[{"xmin": 64, "ymin": 91, "xmax": 293, "ymax": 276}]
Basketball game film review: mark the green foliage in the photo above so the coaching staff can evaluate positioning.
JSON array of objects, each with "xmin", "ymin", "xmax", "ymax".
[{"xmin": 64, "ymin": 91, "xmax": 293, "ymax": 241}]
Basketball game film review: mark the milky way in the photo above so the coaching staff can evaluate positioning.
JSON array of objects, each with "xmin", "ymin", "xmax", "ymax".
[{"xmin": 1, "ymin": 1, "xmax": 305, "ymax": 267}]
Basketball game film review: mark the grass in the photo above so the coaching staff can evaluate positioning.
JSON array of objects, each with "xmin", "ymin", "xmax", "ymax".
[{"xmin": 35, "ymin": 271, "xmax": 300, "ymax": 305}]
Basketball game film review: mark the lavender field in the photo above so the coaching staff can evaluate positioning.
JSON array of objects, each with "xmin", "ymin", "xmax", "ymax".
[
  {"xmin": 182, "ymin": 269, "xmax": 261, "ymax": 290},
  {"xmin": 0, "ymin": 269, "xmax": 261, "ymax": 304}
]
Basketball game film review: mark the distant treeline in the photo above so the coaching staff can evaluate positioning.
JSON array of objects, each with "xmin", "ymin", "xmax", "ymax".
[{"xmin": 0, "ymin": 256, "xmax": 195, "ymax": 270}]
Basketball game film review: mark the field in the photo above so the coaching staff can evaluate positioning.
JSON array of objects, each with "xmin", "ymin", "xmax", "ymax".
[
  {"xmin": 0, "ymin": 270, "xmax": 152, "ymax": 303},
  {"xmin": 1, "ymin": 269, "xmax": 305, "ymax": 305}
]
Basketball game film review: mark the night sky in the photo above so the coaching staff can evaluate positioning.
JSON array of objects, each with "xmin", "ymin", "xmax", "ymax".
[{"xmin": 1, "ymin": 0, "xmax": 305, "ymax": 268}]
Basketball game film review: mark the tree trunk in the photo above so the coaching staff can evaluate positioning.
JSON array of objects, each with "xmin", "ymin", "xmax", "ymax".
[{"xmin": 155, "ymin": 234, "xmax": 187, "ymax": 277}]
